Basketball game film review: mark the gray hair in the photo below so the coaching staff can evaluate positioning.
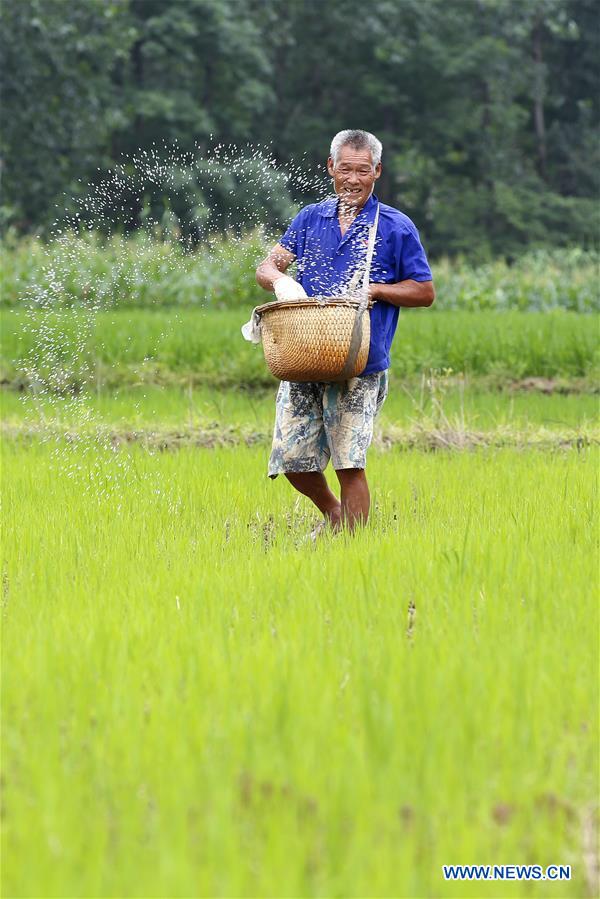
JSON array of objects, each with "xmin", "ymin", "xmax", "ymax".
[{"xmin": 330, "ymin": 129, "xmax": 382, "ymax": 167}]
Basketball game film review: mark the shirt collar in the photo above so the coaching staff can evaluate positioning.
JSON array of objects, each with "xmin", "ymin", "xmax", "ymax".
[
  {"xmin": 319, "ymin": 197, "xmax": 338, "ymax": 218},
  {"xmin": 318, "ymin": 193, "xmax": 379, "ymax": 221}
]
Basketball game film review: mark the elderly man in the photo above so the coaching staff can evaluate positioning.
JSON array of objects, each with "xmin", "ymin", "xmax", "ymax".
[{"xmin": 256, "ymin": 129, "xmax": 434, "ymax": 532}]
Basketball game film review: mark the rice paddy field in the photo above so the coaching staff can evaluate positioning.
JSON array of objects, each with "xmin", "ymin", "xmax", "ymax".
[{"xmin": 1, "ymin": 245, "xmax": 599, "ymax": 897}]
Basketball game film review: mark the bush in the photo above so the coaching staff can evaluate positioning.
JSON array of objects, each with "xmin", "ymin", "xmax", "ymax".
[{"xmin": 1, "ymin": 234, "xmax": 598, "ymax": 313}]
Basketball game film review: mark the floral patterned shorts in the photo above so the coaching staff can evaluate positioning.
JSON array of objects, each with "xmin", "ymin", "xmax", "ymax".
[{"xmin": 268, "ymin": 372, "xmax": 388, "ymax": 478}]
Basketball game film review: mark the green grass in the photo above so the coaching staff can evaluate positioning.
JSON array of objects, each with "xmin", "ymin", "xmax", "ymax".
[
  {"xmin": 2, "ymin": 439, "xmax": 598, "ymax": 898},
  {"xmin": 2, "ymin": 308, "xmax": 598, "ymax": 390}
]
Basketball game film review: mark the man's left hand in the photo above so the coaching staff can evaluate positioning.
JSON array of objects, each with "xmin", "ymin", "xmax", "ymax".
[{"xmin": 368, "ymin": 280, "xmax": 435, "ymax": 308}]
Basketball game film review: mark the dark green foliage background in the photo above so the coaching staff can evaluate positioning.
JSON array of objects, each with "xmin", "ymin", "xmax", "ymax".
[{"xmin": 1, "ymin": 0, "xmax": 598, "ymax": 259}]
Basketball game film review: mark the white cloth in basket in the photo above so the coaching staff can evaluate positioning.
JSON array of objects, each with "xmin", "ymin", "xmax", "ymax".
[{"xmin": 242, "ymin": 275, "xmax": 307, "ymax": 343}]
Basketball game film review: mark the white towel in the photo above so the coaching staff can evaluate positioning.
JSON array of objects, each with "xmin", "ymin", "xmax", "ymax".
[
  {"xmin": 241, "ymin": 308, "xmax": 262, "ymax": 344},
  {"xmin": 242, "ymin": 276, "xmax": 307, "ymax": 343},
  {"xmin": 273, "ymin": 274, "xmax": 307, "ymax": 302}
]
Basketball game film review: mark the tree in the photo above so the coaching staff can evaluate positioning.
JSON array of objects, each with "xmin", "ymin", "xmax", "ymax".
[
  {"xmin": 1, "ymin": 0, "xmax": 598, "ymax": 255},
  {"xmin": 0, "ymin": 0, "xmax": 132, "ymax": 230}
]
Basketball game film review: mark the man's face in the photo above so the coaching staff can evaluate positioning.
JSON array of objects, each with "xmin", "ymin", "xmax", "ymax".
[{"xmin": 327, "ymin": 144, "xmax": 382, "ymax": 209}]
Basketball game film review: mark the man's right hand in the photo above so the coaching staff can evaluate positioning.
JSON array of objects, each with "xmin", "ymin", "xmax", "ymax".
[
  {"xmin": 273, "ymin": 274, "xmax": 307, "ymax": 302},
  {"xmin": 256, "ymin": 243, "xmax": 297, "ymax": 294}
]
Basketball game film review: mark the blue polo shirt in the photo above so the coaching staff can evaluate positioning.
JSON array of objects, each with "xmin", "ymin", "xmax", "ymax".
[{"xmin": 279, "ymin": 194, "xmax": 432, "ymax": 374}]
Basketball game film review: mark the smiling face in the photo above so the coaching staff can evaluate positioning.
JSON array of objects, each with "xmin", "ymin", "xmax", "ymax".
[{"xmin": 327, "ymin": 144, "xmax": 382, "ymax": 210}]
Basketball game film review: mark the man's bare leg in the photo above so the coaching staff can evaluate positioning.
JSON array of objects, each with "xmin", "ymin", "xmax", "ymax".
[
  {"xmin": 285, "ymin": 472, "xmax": 342, "ymax": 529},
  {"xmin": 336, "ymin": 468, "xmax": 370, "ymax": 530}
]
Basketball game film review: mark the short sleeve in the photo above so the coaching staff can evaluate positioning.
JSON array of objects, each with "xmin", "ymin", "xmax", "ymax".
[
  {"xmin": 395, "ymin": 225, "xmax": 432, "ymax": 282},
  {"xmin": 279, "ymin": 209, "xmax": 307, "ymax": 258}
]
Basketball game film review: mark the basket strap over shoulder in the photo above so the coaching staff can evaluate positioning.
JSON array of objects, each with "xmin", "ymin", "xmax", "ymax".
[
  {"xmin": 361, "ymin": 202, "xmax": 380, "ymax": 304},
  {"xmin": 337, "ymin": 203, "xmax": 380, "ymax": 381}
]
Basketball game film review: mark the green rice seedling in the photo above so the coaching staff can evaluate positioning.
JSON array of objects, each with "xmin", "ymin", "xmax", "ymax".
[
  {"xmin": 2, "ymin": 438, "xmax": 598, "ymax": 898},
  {"xmin": 2, "ymin": 309, "xmax": 598, "ymax": 390}
]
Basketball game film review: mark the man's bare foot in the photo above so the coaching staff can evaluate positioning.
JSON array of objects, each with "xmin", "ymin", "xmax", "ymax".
[
  {"xmin": 325, "ymin": 506, "xmax": 342, "ymax": 532},
  {"xmin": 310, "ymin": 509, "xmax": 342, "ymax": 542}
]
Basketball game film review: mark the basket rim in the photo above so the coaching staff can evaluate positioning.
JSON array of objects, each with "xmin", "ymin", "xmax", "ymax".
[{"xmin": 255, "ymin": 295, "xmax": 373, "ymax": 316}]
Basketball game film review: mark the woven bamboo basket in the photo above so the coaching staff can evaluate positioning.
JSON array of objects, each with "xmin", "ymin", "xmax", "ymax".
[{"xmin": 255, "ymin": 296, "xmax": 372, "ymax": 382}]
